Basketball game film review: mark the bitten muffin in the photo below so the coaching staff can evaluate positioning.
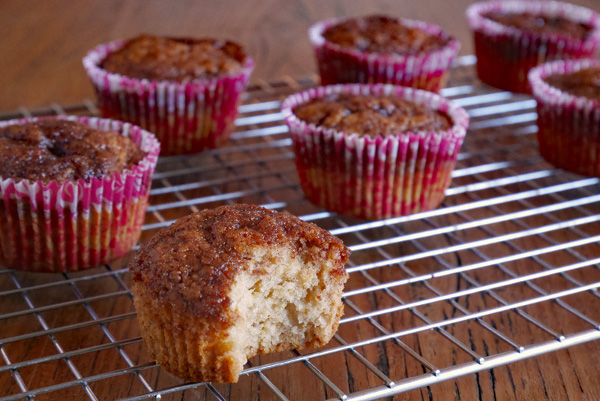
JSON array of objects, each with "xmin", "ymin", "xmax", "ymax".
[
  {"xmin": 467, "ymin": 1, "xmax": 600, "ymax": 93},
  {"xmin": 309, "ymin": 15, "xmax": 460, "ymax": 92},
  {"xmin": 283, "ymin": 84, "xmax": 469, "ymax": 220},
  {"xmin": 528, "ymin": 58, "xmax": 600, "ymax": 177},
  {"xmin": 130, "ymin": 204, "xmax": 349, "ymax": 383},
  {"xmin": 83, "ymin": 35, "xmax": 254, "ymax": 155},
  {"xmin": 0, "ymin": 117, "xmax": 160, "ymax": 272}
]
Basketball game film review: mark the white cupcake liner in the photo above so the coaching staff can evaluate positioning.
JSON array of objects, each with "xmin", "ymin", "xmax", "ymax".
[
  {"xmin": 282, "ymin": 83, "xmax": 469, "ymax": 220},
  {"xmin": 0, "ymin": 116, "xmax": 160, "ymax": 272},
  {"xmin": 309, "ymin": 17, "xmax": 460, "ymax": 93},
  {"xmin": 529, "ymin": 58, "xmax": 600, "ymax": 177}
]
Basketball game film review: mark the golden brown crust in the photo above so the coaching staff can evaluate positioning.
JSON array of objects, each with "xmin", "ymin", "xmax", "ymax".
[
  {"xmin": 322, "ymin": 15, "xmax": 450, "ymax": 54},
  {"xmin": 129, "ymin": 204, "xmax": 349, "ymax": 323},
  {"xmin": 0, "ymin": 119, "xmax": 146, "ymax": 183},
  {"xmin": 293, "ymin": 93, "xmax": 452, "ymax": 137},
  {"xmin": 544, "ymin": 66, "xmax": 600, "ymax": 101},
  {"xmin": 101, "ymin": 35, "xmax": 247, "ymax": 81}
]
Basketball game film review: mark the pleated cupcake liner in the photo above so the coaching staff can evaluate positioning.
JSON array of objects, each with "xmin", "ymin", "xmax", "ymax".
[
  {"xmin": 83, "ymin": 40, "xmax": 254, "ymax": 156},
  {"xmin": 528, "ymin": 59, "xmax": 600, "ymax": 177},
  {"xmin": 0, "ymin": 116, "xmax": 160, "ymax": 273},
  {"xmin": 467, "ymin": 0, "xmax": 600, "ymax": 94},
  {"xmin": 282, "ymin": 84, "xmax": 469, "ymax": 220},
  {"xmin": 308, "ymin": 18, "xmax": 460, "ymax": 93}
]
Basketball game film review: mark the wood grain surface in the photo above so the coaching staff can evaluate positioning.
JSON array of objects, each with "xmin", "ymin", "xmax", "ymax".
[
  {"xmin": 1, "ymin": 1, "xmax": 600, "ymax": 400},
  {"xmin": 0, "ymin": 0, "xmax": 597, "ymax": 112}
]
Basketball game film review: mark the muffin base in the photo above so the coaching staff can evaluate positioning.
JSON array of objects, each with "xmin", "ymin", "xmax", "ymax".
[
  {"xmin": 133, "ymin": 282, "xmax": 244, "ymax": 383},
  {"xmin": 537, "ymin": 117, "xmax": 600, "ymax": 177},
  {"xmin": 0, "ymin": 198, "xmax": 147, "ymax": 272},
  {"xmin": 296, "ymin": 162, "xmax": 456, "ymax": 220}
]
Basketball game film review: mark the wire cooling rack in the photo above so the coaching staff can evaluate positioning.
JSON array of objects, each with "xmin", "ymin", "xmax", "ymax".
[{"xmin": 1, "ymin": 56, "xmax": 600, "ymax": 401}]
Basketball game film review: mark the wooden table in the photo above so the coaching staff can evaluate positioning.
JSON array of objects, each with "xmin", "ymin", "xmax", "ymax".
[{"xmin": 1, "ymin": 1, "xmax": 599, "ymax": 400}]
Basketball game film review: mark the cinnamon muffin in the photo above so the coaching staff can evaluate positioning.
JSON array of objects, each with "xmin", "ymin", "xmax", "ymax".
[
  {"xmin": 467, "ymin": 1, "xmax": 600, "ymax": 93},
  {"xmin": 283, "ymin": 84, "xmax": 469, "ymax": 220},
  {"xmin": 0, "ymin": 117, "xmax": 160, "ymax": 273},
  {"xmin": 83, "ymin": 35, "xmax": 254, "ymax": 155},
  {"xmin": 529, "ymin": 59, "xmax": 600, "ymax": 177},
  {"xmin": 309, "ymin": 15, "xmax": 460, "ymax": 92},
  {"xmin": 130, "ymin": 204, "xmax": 349, "ymax": 383}
]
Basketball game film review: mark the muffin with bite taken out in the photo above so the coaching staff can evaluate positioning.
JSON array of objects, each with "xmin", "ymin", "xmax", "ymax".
[{"xmin": 129, "ymin": 204, "xmax": 349, "ymax": 383}]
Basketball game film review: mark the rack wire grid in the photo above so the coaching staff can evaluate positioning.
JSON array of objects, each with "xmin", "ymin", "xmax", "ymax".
[{"xmin": 1, "ymin": 55, "xmax": 600, "ymax": 401}]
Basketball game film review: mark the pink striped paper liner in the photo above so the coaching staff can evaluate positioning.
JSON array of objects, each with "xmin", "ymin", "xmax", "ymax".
[
  {"xmin": 308, "ymin": 17, "xmax": 460, "ymax": 93},
  {"xmin": 0, "ymin": 116, "xmax": 160, "ymax": 273},
  {"xmin": 83, "ymin": 39, "xmax": 254, "ymax": 156},
  {"xmin": 282, "ymin": 84, "xmax": 469, "ymax": 220},
  {"xmin": 467, "ymin": 1, "xmax": 600, "ymax": 94},
  {"xmin": 528, "ymin": 58, "xmax": 600, "ymax": 177}
]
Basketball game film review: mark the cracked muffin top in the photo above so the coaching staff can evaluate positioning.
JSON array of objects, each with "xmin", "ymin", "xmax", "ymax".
[
  {"xmin": 100, "ymin": 34, "xmax": 247, "ymax": 81},
  {"xmin": 322, "ymin": 15, "xmax": 451, "ymax": 54},
  {"xmin": 0, "ymin": 119, "xmax": 146, "ymax": 182},
  {"xmin": 292, "ymin": 93, "xmax": 452, "ymax": 137}
]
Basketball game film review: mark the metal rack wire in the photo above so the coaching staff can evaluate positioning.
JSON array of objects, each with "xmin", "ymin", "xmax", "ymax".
[{"xmin": 1, "ymin": 56, "xmax": 599, "ymax": 400}]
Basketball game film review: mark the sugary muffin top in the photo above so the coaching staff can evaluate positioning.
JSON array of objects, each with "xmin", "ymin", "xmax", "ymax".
[
  {"xmin": 0, "ymin": 119, "xmax": 146, "ymax": 183},
  {"xmin": 101, "ymin": 35, "xmax": 247, "ymax": 81},
  {"xmin": 293, "ymin": 93, "xmax": 452, "ymax": 137},
  {"xmin": 129, "ymin": 204, "xmax": 349, "ymax": 322},
  {"xmin": 322, "ymin": 15, "xmax": 451, "ymax": 54},
  {"xmin": 544, "ymin": 66, "xmax": 600, "ymax": 101},
  {"xmin": 482, "ymin": 11, "xmax": 595, "ymax": 40}
]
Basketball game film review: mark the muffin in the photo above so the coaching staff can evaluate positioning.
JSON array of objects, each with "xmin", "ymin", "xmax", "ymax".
[
  {"xmin": 130, "ymin": 204, "xmax": 349, "ymax": 383},
  {"xmin": 467, "ymin": 1, "xmax": 600, "ymax": 93},
  {"xmin": 0, "ymin": 116, "xmax": 160, "ymax": 272},
  {"xmin": 528, "ymin": 58, "xmax": 600, "ymax": 177},
  {"xmin": 308, "ymin": 15, "xmax": 460, "ymax": 93},
  {"xmin": 83, "ymin": 35, "xmax": 254, "ymax": 155},
  {"xmin": 282, "ymin": 84, "xmax": 469, "ymax": 220}
]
